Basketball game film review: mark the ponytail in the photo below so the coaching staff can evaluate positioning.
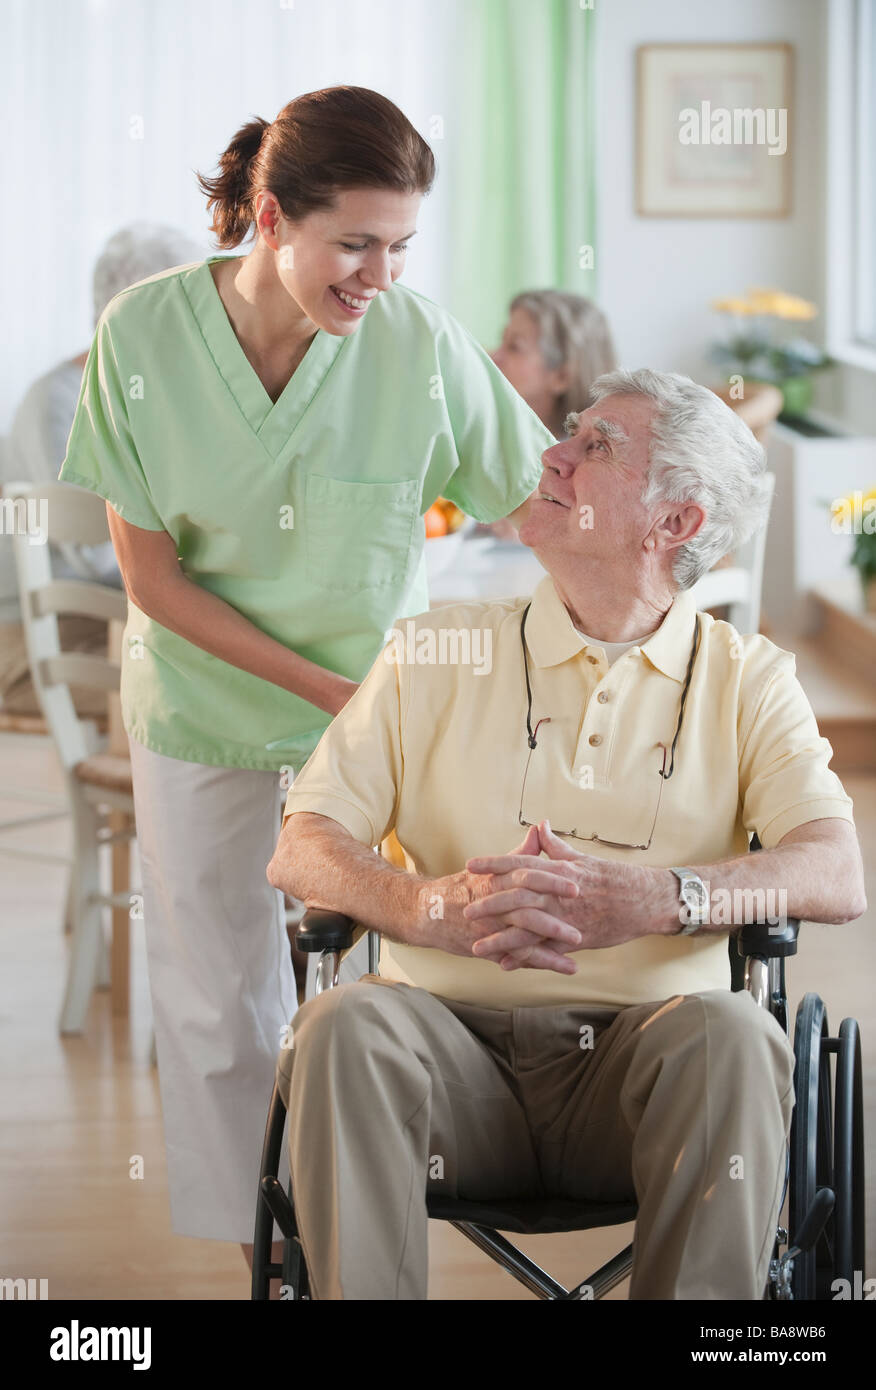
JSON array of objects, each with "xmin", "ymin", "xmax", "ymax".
[
  {"xmin": 195, "ymin": 116, "xmax": 270, "ymax": 249},
  {"xmin": 197, "ymin": 89, "xmax": 435, "ymax": 252}
]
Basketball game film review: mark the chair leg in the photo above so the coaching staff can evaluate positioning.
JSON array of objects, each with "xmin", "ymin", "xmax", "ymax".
[
  {"xmin": 63, "ymin": 863, "xmax": 74, "ymax": 935},
  {"xmin": 95, "ymin": 901, "xmax": 111, "ymax": 991},
  {"xmin": 94, "ymin": 826, "xmax": 111, "ymax": 990},
  {"xmin": 109, "ymin": 808, "xmax": 130, "ymax": 1013},
  {"xmin": 59, "ymin": 795, "xmax": 104, "ymax": 1035}
]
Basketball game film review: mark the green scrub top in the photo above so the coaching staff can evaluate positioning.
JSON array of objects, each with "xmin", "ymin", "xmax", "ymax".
[{"xmin": 59, "ymin": 257, "xmax": 553, "ymax": 771}]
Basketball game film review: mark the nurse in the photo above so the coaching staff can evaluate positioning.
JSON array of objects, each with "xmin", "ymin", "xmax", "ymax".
[{"xmin": 59, "ymin": 85, "xmax": 554, "ymax": 1264}]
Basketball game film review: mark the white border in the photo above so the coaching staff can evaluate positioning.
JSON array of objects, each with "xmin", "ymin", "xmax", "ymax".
[{"xmin": 826, "ymin": 0, "xmax": 876, "ymax": 371}]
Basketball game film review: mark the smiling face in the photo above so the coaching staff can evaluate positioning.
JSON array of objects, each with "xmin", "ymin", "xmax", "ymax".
[
  {"xmin": 268, "ymin": 186, "xmax": 423, "ymax": 335},
  {"xmin": 518, "ymin": 394, "xmax": 659, "ymax": 570}
]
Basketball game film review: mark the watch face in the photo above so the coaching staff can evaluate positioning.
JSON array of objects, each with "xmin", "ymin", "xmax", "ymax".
[{"xmin": 685, "ymin": 881, "xmax": 708, "ymax": 911}]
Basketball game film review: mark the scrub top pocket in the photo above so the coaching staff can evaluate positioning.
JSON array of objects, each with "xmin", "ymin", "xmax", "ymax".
[{"xmin": 304, "ymin": 474, "xmax": 422, "ymax": 593}]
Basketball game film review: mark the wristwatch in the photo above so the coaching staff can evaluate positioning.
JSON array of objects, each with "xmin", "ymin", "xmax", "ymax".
[{"xmin": 669, "ymin": 867, "xmax": 709, "ymax": 935}]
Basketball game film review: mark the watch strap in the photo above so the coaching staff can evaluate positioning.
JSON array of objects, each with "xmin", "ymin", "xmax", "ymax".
[{"xmin": 669, "ymin": 866, "xmax": 708, "ymax": 935}]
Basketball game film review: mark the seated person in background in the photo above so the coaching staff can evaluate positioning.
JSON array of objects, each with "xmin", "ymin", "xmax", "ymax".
[
  {"xmin": 267, "ymin": 368, "xmax": 865, "ymax": 1301},
  {"xmin": 0, "ymin": 222, "xmax": 202, "ymax": 719},
  {"xmin": 486, "ymin": 289, "xmax": 616, "ymax": 538},
  {"xmin": 491, "ymin": 289, "xmax": 617, "ymax": 440}
]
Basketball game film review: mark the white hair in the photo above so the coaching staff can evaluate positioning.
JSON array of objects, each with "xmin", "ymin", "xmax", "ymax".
[
  {"xmin": 92, "ymin": 223, "xmax": 205, "ymax": 324},
  {"xmin": 586, "ymin": 367, "xmax": 773, "ymax": 590}
]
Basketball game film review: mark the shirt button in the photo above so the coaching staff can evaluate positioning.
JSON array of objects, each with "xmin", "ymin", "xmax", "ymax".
[
  {"xmin": 589, "ymin": 733, "xmax": 603, "ymax": 746},
  {"xmin": 586, "ymin": 654, "xmax": 599, "ymax": 665},
  {"xmin": 597, "ymin": 691, "xmax": 610, "ymax": 704}
]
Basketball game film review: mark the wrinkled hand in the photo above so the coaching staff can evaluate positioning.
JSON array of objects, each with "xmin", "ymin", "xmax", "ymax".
[
  {"xmin": 415, "ymin": 824, "xmax": 583, "ymax": 974},
  {"xmin": 464, "ymin": 820, "xmax": 655, "ymax": 971}
]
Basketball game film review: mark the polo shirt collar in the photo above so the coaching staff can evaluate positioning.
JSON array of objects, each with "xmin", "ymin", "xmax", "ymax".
[{"xmin": 524, "ymin": 576, "xmax": 698, "ymax": 683}]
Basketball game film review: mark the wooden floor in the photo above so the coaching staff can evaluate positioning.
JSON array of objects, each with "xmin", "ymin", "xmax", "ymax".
[{"xmin": 1, "ymin": 730, "xmax": 874, "ymax": 1300}]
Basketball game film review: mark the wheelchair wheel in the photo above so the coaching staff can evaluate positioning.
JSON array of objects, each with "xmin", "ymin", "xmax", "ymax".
[
  {"xmin": 789, "ymin": 995, "xmax": 866, "ymax": 1299},
  {"xmin": 790, "ymin": 994, "xmax": 834, "ymax": 1300},
  {"xmin": 833, "ymin": 1018, "xmax": 866, "ymax": 1288}
]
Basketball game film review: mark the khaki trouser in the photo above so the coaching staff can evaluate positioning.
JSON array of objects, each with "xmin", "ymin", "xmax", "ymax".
[{"xmin": 278, "ymin": 975, "xmax": 796, "ymax": 1300}]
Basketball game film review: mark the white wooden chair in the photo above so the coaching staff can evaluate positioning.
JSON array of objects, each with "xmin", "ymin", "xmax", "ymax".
[
  {"xmin": 8, "ymin": 479, "xmax": 139, "ymax": 1034},
  {"xmin": 0, "ymin": 447, "xmax": 83, "ymax": 894},
  {"xmin": 690, "ymin": 472, "xmax": 776, "ymax": 634}
]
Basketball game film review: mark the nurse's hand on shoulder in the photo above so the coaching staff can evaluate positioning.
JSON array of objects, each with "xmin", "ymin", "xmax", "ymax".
[{"xmin": 411, "ymin": 824, "xmax": 583, "ymax": 975}]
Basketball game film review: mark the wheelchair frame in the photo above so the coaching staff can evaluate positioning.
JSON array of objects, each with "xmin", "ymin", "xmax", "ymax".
[{"xmin": 253, "ymin": 842, "xmax": 865, "ymax": 1302}]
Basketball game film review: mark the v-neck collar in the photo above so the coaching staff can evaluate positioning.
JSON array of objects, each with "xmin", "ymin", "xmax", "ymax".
[{"xmin": 181, "ymin": 255, "xmax": 345, "ymax": 459}]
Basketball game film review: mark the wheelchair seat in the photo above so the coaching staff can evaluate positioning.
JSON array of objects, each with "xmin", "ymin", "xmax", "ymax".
[{"xmin": 425, "ymin": 1195, "xmax": 637, "ymax": 1237}]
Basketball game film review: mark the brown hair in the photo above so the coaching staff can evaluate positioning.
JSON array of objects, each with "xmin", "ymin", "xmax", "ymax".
[{"xmin": 196, "ymin": 86, "xmax": 436, "ymax": 249}]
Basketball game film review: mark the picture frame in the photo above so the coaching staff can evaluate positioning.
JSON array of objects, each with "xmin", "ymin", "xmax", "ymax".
[{"xmin": 636, "ymin": 42, "xmax": 793, "ymax": 217}]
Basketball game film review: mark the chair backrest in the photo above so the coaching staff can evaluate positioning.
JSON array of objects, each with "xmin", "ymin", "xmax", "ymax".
[
  {"xmin": 5, "ymin": 479, "xmax": 127, "ymax": 770},
  {"xmin": 690, "ymin": 471, "xmax": 776, "ymax": 634}
]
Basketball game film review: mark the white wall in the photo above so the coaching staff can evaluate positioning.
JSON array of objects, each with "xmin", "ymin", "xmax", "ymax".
[
  {"xmin": 4, "ymin": 0, "xmax": 864, "ymax": 438},
  {"xmin": 817, "ymin": 352, "xmax": 876, "ymax": 437},
  {"xmin": 0, "ymin": 0, "xmax": 452, "ymax": 436},
  {"xmin": 596, "ymin": 0, "xmax": 827, "ymax": 383}
]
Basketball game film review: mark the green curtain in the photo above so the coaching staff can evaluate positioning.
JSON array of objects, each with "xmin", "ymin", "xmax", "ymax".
[{"xmin": 442, "ymin": 0, "xmax": 597, "ymax": 347}]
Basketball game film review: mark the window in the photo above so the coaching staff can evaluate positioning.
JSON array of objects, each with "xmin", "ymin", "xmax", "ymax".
[
  {"xmin": 826, "ymin": 0, "xmax": 876, "ymax": 368},
  {"xmin": 854, "ymin": 0, "xmax": 876, "ymax": 347}
]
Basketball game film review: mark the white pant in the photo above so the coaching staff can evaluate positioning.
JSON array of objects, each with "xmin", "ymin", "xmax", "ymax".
[{"xmin": 127, "ymin": 737, "xmax": 298, "ymax": 1242}]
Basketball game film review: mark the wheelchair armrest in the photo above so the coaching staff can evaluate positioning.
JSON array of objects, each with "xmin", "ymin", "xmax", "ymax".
[
  {"xmin": 735, "ymin": 918, "xmax": 799, "ymax": 959},
  {"xmin": 296, "ymin": 908, "xmax": 357, "ymax": 954},
  {"xmin": 741, "ymin": 833, "xmax": 800, "ymax": 957}
]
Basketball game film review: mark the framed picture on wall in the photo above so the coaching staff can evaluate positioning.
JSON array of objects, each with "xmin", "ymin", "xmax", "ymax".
[{"xmin": 636, "ymin": 42, "xmax": 793, "ymax": 217}]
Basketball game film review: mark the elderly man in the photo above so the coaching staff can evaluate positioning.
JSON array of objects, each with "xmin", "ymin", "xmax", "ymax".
[{"xmin": 267, "ymin": 368, "xmax": 865, "ymax": 1301}]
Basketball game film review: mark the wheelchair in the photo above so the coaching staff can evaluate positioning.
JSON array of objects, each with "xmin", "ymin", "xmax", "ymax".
[{"xmin": 252, "ymin": 837, "xmax": 866, "ymax": 1301}]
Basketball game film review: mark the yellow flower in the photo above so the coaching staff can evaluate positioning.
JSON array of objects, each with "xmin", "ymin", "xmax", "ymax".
[
  {"xmin": 746, "ymin": 290, "xmax": 784, "ymax": 314},
  {"xmin": 831, "ymin": 486, "xmax": 876, "ymax": 516},
  {"xmin": 712, "ymin": 297, "xmax": 758, "ymax": 315},
  {"xmin": 773, "ymin": 293, "xmax": 818, "ymax": 321},
  {"xmin": 742, "ymin": 287, "xmax": 818, "ymax": 319}
]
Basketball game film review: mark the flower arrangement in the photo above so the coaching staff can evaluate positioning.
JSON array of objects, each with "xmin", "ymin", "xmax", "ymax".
[
  {"xmin": 829, "ymin": 487, "xmax": 876, "ymax": 612},
  {"xmin": 710, "ymin": 288, "xmax": 833, "ymax": 418}
]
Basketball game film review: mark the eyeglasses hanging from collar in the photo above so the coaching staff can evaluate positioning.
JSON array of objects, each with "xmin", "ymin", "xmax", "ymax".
[{"xmin": 517, "ymin": 601, "xmax": 701, "ymax": 850}]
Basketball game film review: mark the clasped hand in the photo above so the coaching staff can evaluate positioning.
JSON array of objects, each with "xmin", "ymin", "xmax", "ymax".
[{"xmin": 461, "ymin": 820, "xmax": 648, "ymax": 974}]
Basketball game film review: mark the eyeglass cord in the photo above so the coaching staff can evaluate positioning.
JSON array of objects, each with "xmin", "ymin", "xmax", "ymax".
[{"xmin": 519, "ymin": 602, "xmax": 701, "ymax": 778}]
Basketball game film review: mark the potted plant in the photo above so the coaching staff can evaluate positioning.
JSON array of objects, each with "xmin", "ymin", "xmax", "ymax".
[
  {"xmin": 829, "ymin": 488, "xmax": 876, "ymax": 613},
  {"xmin": 710, "ymin": 288, "xmax": 834, "ymax": 419}
]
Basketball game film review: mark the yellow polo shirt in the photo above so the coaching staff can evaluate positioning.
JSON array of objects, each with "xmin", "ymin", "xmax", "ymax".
[{"xmin": 281, "ymin": 576, "xmax": 855, "ymax": 1008}]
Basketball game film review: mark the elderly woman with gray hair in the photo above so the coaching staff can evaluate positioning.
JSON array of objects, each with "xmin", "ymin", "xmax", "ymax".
[
  {"xmin": 486, "ymin": 290, "xmax": 616, "ymax": 540},
  {"xmin": 491, "ymin": 289, "xmax": 617, "ymax": 440},
  {"xmin": 268, "ymin": 367, "xmax": 865, "ymax": 1301},
  {"xmin": 0, "ymin": 223, "xmax": 202, "ymax": 718}
]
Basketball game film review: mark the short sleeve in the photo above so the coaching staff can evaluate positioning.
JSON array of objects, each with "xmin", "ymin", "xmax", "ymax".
[
  {"xmin": 738, "ymin": 649, "xmax": 855, "ymax": 848},
  {"xmin": 436, "ymin": 317, "xmax": 555, "ymax": 523},
  {"xmin": 58, "ymin": 313, "xmax": 165, "ymax": 532},
  {"xmin": 282, "ymin": 638, "xmax": 406, "ymax": 846}
]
